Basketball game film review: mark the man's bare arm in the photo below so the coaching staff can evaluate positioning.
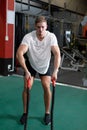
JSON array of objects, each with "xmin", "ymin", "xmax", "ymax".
[
  {"xmin": 16, "ymin": 44, "xmax": 31, "ymax": 79},
  {"xmin": 51, "ymin": 45, "xmax": 61, "ymax": 80}
]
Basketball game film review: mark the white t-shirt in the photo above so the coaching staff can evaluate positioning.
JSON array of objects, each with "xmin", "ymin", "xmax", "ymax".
[{"xmin": 21, "ymin": 30, "xmax": 58, "ymax": 74}]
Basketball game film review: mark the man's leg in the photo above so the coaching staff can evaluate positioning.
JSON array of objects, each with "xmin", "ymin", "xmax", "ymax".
[
  {"xmin": 20, "ymin": 76, "xmax": 34, "ymax": 124},
  {"xmin": 40, "ymin": 75, "xmax": 51, "ymax": 125},
  {"xmin": 23, "ymin": 76, "xmax": 34, "ymax": 113}
]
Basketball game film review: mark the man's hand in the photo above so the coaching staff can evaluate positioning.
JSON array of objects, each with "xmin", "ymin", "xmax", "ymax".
[
  {"xmin": 25, "ymin": 71, "xmax": 31, "ymax": 80},
  {"xmin": 51, "ymin": 69, "xmax": 58, "ymax": 81}
]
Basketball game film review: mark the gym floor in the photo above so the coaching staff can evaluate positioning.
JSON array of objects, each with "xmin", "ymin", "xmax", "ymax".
[
  {"xmin": 58, "ymin": 68, "xmax": 84, "ymax": 87},
  {"xmin": 0, "ymin": 75, "xmax": 87, "ymax": 130}
]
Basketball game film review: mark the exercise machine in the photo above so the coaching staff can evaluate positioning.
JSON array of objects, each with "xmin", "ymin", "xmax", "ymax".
[{"xmin": 60, "ymin": 47, "xmax": 86, "ymax": 71}]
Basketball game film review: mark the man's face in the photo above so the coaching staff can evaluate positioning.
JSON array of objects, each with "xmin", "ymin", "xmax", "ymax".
[{"xmin": 35, "ymin": 22, "xmax": 47, "ymax": 37}]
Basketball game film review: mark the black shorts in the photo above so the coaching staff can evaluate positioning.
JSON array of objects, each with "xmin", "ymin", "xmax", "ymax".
[{"xmin": 25, "ymin": 60, "xmax": 51, "ymax": 77}]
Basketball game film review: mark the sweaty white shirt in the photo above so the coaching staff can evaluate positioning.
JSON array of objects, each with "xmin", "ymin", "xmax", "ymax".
[{"xmin": 21, "ymin": 30, "xmax": 58, "ymax": 74}]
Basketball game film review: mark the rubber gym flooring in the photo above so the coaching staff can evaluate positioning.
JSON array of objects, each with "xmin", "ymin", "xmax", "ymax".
[{"xmin": 0, "ymin": 75, "xmax": 87, "ymax": 130}]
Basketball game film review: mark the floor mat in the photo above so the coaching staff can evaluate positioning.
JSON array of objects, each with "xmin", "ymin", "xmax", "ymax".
[{"xmin": 0, "ymin": 75, "xmax": 87, "ymax": 130}]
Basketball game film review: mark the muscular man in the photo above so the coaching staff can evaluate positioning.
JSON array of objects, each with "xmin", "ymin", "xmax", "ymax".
[{"xmin": 16, "ymin": 16, "xmax": 61, "ymax": 125}]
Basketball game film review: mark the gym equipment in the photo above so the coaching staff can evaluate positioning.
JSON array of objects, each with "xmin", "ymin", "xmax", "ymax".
[
  {"xmin": 72, "ymin": 48, "xmax": 87, "ymax": 64},
  {"xmin": 60, "ymin": 48, "xmax": 78, "ymax": 71},
  {"xmin": 60, "ymin": 48, "xmax": 86, "ymax": 71},
  {"xmin": 24, "ymin": 78, "xmax": 31, "ymax": 130},
  {"xmin": 51, "ymin": 79, "xmax": 56, "ymax": 130}
]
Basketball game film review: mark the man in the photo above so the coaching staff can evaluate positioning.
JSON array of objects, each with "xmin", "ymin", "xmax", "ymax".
[{"xmin": 16, "ymin": 16, "xmax": 61, "ymax": 125}]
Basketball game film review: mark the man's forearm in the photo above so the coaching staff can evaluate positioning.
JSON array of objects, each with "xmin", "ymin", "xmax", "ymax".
[
  {"xmin": 54, "ymin": 54, "xmax": 61, "ymax": 73},
  {"xmin": 16, "ymin": 52, "xmax": 29, "ymax": 74}
]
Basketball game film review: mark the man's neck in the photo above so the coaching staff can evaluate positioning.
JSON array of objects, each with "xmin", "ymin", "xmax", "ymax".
[{"xmin": 36, "ymin": 31, "xmax": 46, "ymax": 41}]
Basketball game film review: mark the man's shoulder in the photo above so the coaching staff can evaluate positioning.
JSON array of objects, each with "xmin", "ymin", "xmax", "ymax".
[
  {"xmin": 46, "ymin": 31, "xmax": 55, "ymax": 35},
  {"xmin": 46, "ymin": 31, "xmax": 56, "ymax": 38},
  {"xmin": 24, "ymin": 30, "xmax": 36, "ymax": 38}
]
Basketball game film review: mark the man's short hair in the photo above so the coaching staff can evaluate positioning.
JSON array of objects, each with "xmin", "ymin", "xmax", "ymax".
[{"xmin": 35, "ymin": 16, "xmax": 47, "ymax": 24}]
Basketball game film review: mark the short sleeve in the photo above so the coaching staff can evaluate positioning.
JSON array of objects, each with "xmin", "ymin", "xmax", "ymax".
[
  {"xmin": 50, "ymin": 33, "xmax": 58, "ymax": 46},
  {"xmin": 21, "ymin": 34, "xmax": 29, "ymax": 46}
]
